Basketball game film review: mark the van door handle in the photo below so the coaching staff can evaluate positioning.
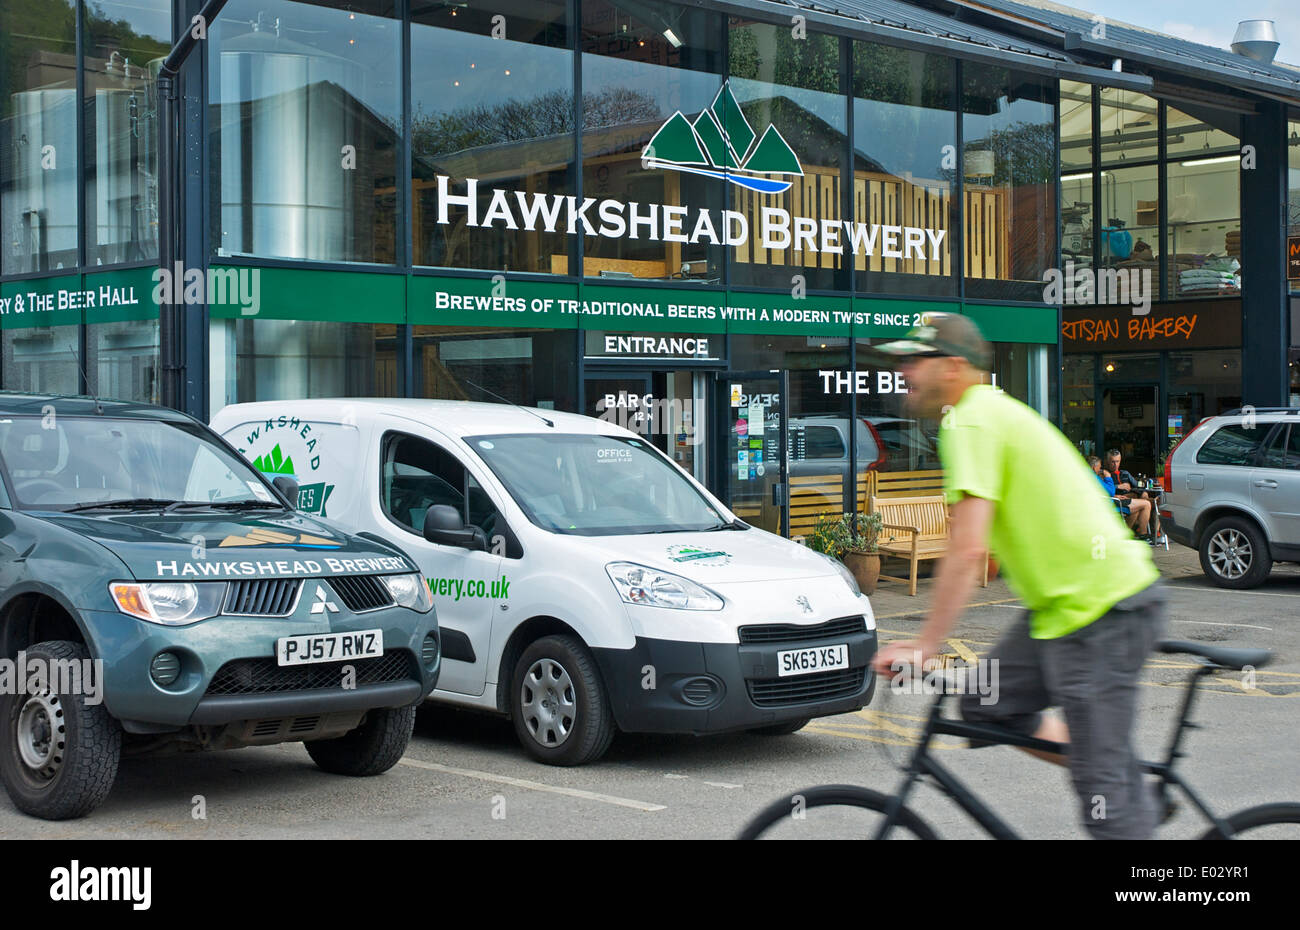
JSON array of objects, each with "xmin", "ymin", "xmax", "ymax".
[{"xmin": 1254, "ymin": 479, "xmax": 1279, "ymax": 489}]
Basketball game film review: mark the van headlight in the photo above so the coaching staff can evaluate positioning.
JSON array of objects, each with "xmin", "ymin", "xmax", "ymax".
[
  {"xmin": 822, "ymin": 554, "xmax": 862, "ymax": 596},
  {"xmin": 381, "ymin": 573, "xmax": 434, "ymax": 613},
  {"xmin": 110, "ymin": 582, "xmax": 226, "ymax": 626},
  {"xmin": 606, "ymin": 562, "xmax": 724, "ymax": 611}
]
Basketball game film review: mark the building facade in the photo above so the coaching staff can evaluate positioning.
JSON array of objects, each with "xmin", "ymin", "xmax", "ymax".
[{"xmin": 3, "ymin": 0, "xmax": 1299, "ymax": 535}]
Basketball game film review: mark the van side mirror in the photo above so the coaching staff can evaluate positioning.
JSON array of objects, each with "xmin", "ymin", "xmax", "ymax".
[
  {"xmin": 271, "ymin": 476, "xmax": 300, "ymax": 508},
  {"xmin": 423, "ymin": 504, "xmax": 488, "ymax": 551}
]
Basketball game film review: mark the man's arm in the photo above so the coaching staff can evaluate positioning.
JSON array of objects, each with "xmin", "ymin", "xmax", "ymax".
[{"xmin": 872, "ymin": 494, "xmax": 995, "ymax": 672}]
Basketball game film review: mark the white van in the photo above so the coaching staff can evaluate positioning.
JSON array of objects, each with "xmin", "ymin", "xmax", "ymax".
[{"xmin": 210, "ymin": 399, "xmax": 878, "ymax": 765}]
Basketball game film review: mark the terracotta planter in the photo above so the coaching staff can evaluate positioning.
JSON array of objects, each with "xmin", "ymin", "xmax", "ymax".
[{"xmin": 843, "ymin": 551, "xmax": 881, "ymax": 595}]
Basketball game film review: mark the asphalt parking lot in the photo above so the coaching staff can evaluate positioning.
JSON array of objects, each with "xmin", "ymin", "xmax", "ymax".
[{"xmin": 3, "ymin": 545, "xmax": 1296, "ymax": 839}]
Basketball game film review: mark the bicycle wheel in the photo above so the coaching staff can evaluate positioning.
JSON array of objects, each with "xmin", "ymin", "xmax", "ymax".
[
  {"xmin": 1197, "ymin": 803, "xmax": 1300, "ymax": 839},
  {"xmin": 738, "ymin": 785, "xmax": 939, "ymax": 840}
]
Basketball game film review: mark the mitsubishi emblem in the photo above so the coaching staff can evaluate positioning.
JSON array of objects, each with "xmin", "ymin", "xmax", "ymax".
[
  {"xmin": 796, "ymin": 595, "xmax": 812, "ymax": 614},
  {"xmin": 310, "ymin": 585, "xmax": 339, "ymax": 615}
]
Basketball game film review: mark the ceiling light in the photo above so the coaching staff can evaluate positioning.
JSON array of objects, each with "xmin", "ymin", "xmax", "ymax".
[
  {"xmin": 1180, "ymin": 155, "xmax": 1239, "ymax": 167},
  {"xmin": 663, "ymin": 28, "xmax": 682, "ymax": 48}
]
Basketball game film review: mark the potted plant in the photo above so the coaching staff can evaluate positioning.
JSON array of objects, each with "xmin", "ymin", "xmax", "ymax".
[
  {"xmin": 842, "ymin": 512, "xmax": 883, "ymax": 595},
  {"xmin": 808, "ymin": 512, "xmax": 883, "ymax": 595}
]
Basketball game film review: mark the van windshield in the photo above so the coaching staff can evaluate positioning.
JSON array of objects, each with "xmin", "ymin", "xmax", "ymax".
[
  {"xmin": 0, "ymin": 415, "xmax": 277, "ymax": 512},
  {"xmin": 466, "ymin": 433, "xmax": 728, "ymax": 536}
]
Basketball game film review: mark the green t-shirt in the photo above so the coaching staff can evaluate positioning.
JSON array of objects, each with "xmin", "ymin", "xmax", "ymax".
[{"xmin": 938, "ymin": 384, "xmax": 1159, "ymax": 638}]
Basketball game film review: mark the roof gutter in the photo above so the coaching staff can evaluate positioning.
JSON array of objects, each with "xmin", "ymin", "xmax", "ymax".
[{"xmin": 701, "ymin": 0, "xmax": 1154, "ymax": 92}]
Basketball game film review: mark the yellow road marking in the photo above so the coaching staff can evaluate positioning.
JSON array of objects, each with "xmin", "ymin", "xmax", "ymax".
[
  {"xmin": 946, "ymin": 638, "xmax": 979, "ymax": 664},
  {"xmin": 873, "ymin": 597, "xmax": 1021, "ymax": 621}
]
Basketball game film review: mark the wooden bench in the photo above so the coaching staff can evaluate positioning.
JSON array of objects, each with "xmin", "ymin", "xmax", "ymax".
[
  {"xmin": 873, "ymin": 494, "xmax": 988, "ymax": 596},
  {"xmin": 785, "ymin": 470, "xmax": 946, "ymax": 538},
  {"xmin": 865, "ymin": 469, "xmax": 946, "ymax": 503}
]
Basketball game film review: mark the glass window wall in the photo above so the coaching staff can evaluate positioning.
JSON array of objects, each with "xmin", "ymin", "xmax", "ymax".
[
  {"xmin": 208, "ymin": 0, "xmax": 401, "ymax": 264},
  {"xmin": 962, "ymin": 65, "xmax": 1057, "ymax": 301},
  {"xmin": 580, "ymin": 0, "xmax": 723, "ymax": 282},
  {"xmin": 209, "ymin": 319, "xmax": 397, "ymax": 409},
  {"xmin": 727, "ymin": 19, "xmax": 844, "ymax": 292},
  {"xmin": 412, "ymin": 0, "xmax": 573, "ymax": 274},
  {"xmin": 851, "ymin": 43, "xmax": 956, "ymax": 296},
  {"xmin": 83, "ymin": 0, "xmax": 169, "ymax": 267},
  {"xmin": 1, "ymin": 0, "xmax": 79, "ymax": 274}
]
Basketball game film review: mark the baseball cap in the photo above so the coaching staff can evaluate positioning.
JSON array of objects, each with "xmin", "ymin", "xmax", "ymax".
[{"xmin": 873, "ymin": 312, "xmax": 992, "ymax": 370}]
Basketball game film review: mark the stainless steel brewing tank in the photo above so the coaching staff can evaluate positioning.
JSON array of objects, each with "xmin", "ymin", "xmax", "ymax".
[{"xmin": 216, "ymin": 24, "xmax": 359, "ymax": 260}]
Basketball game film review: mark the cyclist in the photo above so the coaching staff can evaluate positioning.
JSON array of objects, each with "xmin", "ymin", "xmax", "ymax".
[{"xmin": 870, "ymin": 313, "xmax": 1166, "ymax": 839}]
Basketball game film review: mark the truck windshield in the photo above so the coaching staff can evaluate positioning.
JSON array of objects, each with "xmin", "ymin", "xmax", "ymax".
[
  {"xmin": 0, "ymin": 415, "xmax": 277, "ymax": 512},
  {"xmin": 466, "ymin": 433, "xmax": 728, "ymax": 536}
]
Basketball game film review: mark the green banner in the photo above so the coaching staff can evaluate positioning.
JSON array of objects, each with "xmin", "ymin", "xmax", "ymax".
[
  {"xmin": 2, "ymin": 264, "xmax": 1057, "ymax": 343},
  {"xmin": 1, "ymin": 268, "xmax": 157, "ymax": 330},
  {"xmin": 409, "ymin": 275, "xmax": 577, "ymax": 328}
]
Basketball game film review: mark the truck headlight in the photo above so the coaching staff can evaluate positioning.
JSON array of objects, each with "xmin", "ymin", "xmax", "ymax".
[
  {"xmin": 381, "ymin": 573, "xmax": 434, "ymax": 613},
  {"xmin": 606, "ymin": 562, "xmax": 723, "ymax": 611},
  {"xmin": 110, "ymin": 582, "xmax": 226, "ymax": 626}
]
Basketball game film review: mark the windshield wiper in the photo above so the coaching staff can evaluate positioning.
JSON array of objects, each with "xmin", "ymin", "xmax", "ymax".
[
  {"xmin": 163, "ymin": 500, "xmax": 286, "ymax": 512},
  {"xmin": 63, "ymin": 498, "xmax": 179, "ymax": 513},
  {"xmin": 703, "ymin": 519, "xmax": 749, "ymax": 531}
]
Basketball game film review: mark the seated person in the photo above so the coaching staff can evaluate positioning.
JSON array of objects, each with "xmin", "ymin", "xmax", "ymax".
[
  {"xmin": 1089, "ymin": 455, "xmax": 1152, "ymax": 537},
  {"xmin": 1106, "ymin": 449, "xmax": 1161, "ymax": 541}
]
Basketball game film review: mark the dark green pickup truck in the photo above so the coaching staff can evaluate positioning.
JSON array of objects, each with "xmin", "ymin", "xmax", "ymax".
[{"xmin": 0, "ymin": 394, "xmax": 440, "ymax": 819}]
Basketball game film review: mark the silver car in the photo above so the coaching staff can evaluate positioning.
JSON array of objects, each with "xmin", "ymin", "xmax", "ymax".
[{"xmin": 1162, "ymin": 408, "xmax": 1300, "ymax": 588}]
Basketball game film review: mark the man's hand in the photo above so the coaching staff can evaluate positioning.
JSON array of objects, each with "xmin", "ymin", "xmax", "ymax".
[{"xmin": 872, "ymin": 639, "xmax": 939, "ymax": 677}]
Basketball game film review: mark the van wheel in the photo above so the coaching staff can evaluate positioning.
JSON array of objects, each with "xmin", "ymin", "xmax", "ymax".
[
  {"xmin": 305, "ymin": 704, "xmax": 416, "ymax": 776},
  {"xmin": 0, "ymin": 641, "xmax": 121, "ymax": 820},
  {"xmin": 748, "ymin": 718, "xmax": 811, "ymax": 736},
  {"xmin": 511, "ymin": 636, "xmax": 614, "ymax": 766},
  {"xmin": 1199, "ymin": 516, "xmax": 1271, "ymax": 589}
]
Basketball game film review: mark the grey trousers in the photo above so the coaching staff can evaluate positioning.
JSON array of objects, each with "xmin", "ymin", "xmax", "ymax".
[{"xmin": 960, "ymin": 584, "xmax": 1166, "ymax": 839}]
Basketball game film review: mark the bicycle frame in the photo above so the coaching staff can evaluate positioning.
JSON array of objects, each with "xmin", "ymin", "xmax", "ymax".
[{"xmin": 872, "ymin": 662, "xmax": 1238, "ymax": 839}]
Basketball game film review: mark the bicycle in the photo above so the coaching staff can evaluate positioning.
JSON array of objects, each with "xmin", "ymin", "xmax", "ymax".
[{"xmin": 738, "ymin": 640, "xmax": 1300, "ymax": 839}]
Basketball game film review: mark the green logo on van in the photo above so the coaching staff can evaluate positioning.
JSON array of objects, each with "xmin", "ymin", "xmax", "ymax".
[
  {"xmin": 247, "ymin": 439, "xmax": 335, "ymax": 517},
  {"xmin": 667, "ymin": 545, "xmax": 732, "ymax": 565},
  {"xmin": 642, "ymin": 82, "xmax": 803, "ymax": 194},
  {"xmin": 252, "ymin": 443, "xmax": 294, "ymax": 475}
]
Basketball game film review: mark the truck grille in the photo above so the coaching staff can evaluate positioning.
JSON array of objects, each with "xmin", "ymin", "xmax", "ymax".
[
  {"xmin": 747, "ymin": 668, "xmax": 867, "ymax": 707},
  {"xmin": 329, "ymin": 575, "xmax": 394, "ymax": 612},
  {"xmin": 225, "ymin": 579, "xmax": 301, "ymax": 616},
  {"xmin": 205, "ymin": 649, "xmax": 416, "ymax": 696},
  {"xmin": 739, "ymin": 616, "xmax": 867, "ymax": 645}
]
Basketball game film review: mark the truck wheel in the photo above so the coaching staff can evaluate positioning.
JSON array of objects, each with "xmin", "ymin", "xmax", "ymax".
[
  {"xmin": 748, "ymin": 718, "xmax": 811, "ymax": 736},
  {"xmin": 0, "ymin": 640, "xmax": 121, "ymax": 820},
  {"xmin": 1199, "ymin": 516, "xmax": 1271, "ymax": 589},
  {"xmin": 510, "ymin": 635, "xmax": 614, "ymax": 766},
  {"xmin": 305, "ymin": 704, "xmax": 416, "ymax": 776}
]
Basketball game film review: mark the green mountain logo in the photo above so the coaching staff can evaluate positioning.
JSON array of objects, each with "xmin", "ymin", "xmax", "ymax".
[
  {"xmin": 252, "ymin": 443, "xmax": 294, "ymax": 475},
  {"xmin": 642, "ymin": 82, "xmax": 803, "ymax": 194}
]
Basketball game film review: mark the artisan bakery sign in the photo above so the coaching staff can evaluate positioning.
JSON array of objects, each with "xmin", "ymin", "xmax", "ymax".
[{"xmin": 1062, "ymin": 299, "xmax": 1240, "ymax": 351}]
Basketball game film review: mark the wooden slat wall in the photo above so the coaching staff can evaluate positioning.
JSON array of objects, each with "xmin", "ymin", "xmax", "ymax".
[{"xmin": 732, "ymin": 170, "xmax": 1003, "ymax": 281}]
